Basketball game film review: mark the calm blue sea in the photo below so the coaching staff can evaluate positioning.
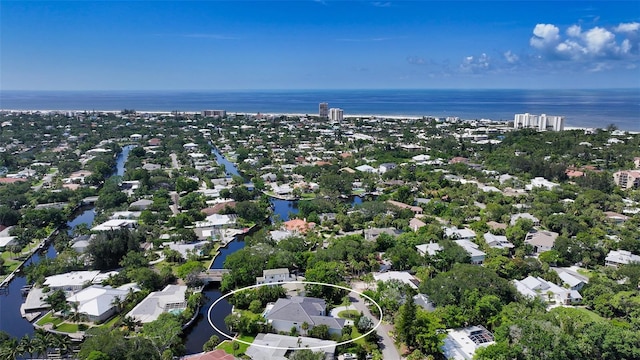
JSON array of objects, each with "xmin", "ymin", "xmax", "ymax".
[{"xmin": 1, "ymin": 89, "xmax": 638, "ymax": 131}]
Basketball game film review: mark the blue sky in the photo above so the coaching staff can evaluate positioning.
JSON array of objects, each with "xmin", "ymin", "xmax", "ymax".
[{"xmin": 1, "ymin": 1, "xmax": 639, "ymax": 90}]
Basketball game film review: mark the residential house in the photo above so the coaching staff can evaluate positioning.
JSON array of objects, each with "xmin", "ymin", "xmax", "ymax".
[
  {"xmin": 513, "ymin": 276, "xmax": 582, "ymax": 305},
  {"xmin": 444, "ymin": 227, "xmax": 476, "ymax": 241},
  {"xmin": 264, "ymin": 296, "xmax": 345, "ymax": 336},
  {"xmin": 442, "ymin": 325, "xmax": 495, "ymax": 360},
  {"xmin": 364, "ymin": 227, "xmax": 402, "ymax": 242},
  {"xmin": 605, "ymin": 249, "xmax": 640, "ymax": 268},
  {"xmin": 379, "ymin": 163, "xmax": 397, "ymax": 174},
  {"xmin": 129, "ymin": 199, "xmax": 153, "ymax": 211},
  {"xmin": 409, "ymin": 218, "xmax": 427, "ymax": 232},
  {"xmin": 373, "ymin": 271, "xmax": 419, "ymax": 290},
  {"xmin": 91, "ymin": 219, "xmax": 137, "ymax": 232},
  {"xmin": 66, "ymin": 283, "xmax": 139, "ymax": 323},
  {"xmin": 256, "ymin": 268, "xmax": 297, "ymax": 285},
  {"xmin": 453, "ymin": 240, "xmax": 486, "ymax": 264},
  {"xmin": 510, "ymin": 213, "xmax": 540, "ymax": 226},
  {"xmin": 126, "ymin": 285, "xmax": 188, "ymax": 323},
  {"xmin": 283, "ymin": 218, "xmax": 315, "ymax": 234},
  {"xmin": 525, "ymin": 230, "xmax": 558, "ymax": 254},
  {"xmin": 44, "ymin": 271, "xmax": 101, "ymax": 292},
  {"xmin": 483, "ymin": 232, "xmax": 514, "ymax": 250},
  {"xmin": 552, "ymin": 268, "xmax": 589, "ymax": 291},
  {"xmin": 526, "ymin": 177, "xmax": 560, "ymax": 191},
  {"xmin": 195, "ymin": 214, "xmax": 237, "ymax": 228},
  {"xmin": 387, "ymin": 200, "xmax": 423, "ymax": 215},
  {"xmin": 245, "ymin": 333, "xmax": 336, "ymax": 360},
  {"xmin": 416, "ymin": 242, "xmax": 443, "ymax": 257}
]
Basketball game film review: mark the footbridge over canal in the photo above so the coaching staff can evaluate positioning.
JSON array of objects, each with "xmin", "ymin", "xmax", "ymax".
[{"xmin": 198, "ymin": 269, "xmax": 230, "ymax": 283}]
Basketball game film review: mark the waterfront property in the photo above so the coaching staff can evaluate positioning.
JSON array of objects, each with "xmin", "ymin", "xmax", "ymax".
[
  {"xmin": 442, "ymin": 325, "xmax": 495, "ymax": 360},
  {"xmin": 263, "ymin": 296, "xmax": 345, "ymax": 336},
  {"xmin": 126, "ymin": 284, "xmax": 188, "ymax": 323},
  {"xmin": 245, "ymin": 333, "xmax": 337, "ymax": 360}
]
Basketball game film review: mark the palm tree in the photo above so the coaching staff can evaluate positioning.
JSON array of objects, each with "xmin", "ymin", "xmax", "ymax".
[
  {"xmin": 17, "ymin": 335, "xmax": 33, "ymax": 359},
  {"xmin": 51, "ymin": 333, "xmax": 72, "ymax": 357},
  {"xmin": 31, "ymin": 329, "xmax": 50, "ymax": 359},
  {"xmin": 68, "ymin": 301, "xmax": 86, "ymax": 324},
  {"xmin": 0, "ymin": 338, "xmax": 20, "ymax": 360},
  {"xmin": 301, "ymin": 322, "xmax": 309, "ymax": 337},
  {"xmin": 111, "ymin": 295, "xmax": 123, "ymax": 314}
]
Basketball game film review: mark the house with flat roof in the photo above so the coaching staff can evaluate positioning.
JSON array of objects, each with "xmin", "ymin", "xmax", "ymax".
[
  {"xmin": 245, "ymin": 333, "xmax": 336, "ymax": 360},
  {"xmin": 442, "ymin": 325, "xmax": 495, "ymax": 360},
  {"xmin": 44, "ymin": 271, "xmax": 101, "ymax": 292},
  {"xmin": 91, "ymin": 219, "xmax": 137, "ymax": 232},
  {"xmin": 126, "ymin": 284, "xmax": 188, "ymax": 323},
  {"xmin": 444, "ymin": 227, "xmax": 476, "ymax": 241},
  {"xmin": 264, "ymin": 296, "xmax": 345, "ymax": 336}
]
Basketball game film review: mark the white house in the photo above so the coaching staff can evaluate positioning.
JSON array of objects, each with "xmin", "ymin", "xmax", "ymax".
[
  {"xmin": 442, "ymin": 325, "xmax": 495, "ymax": 360},
  {"xmin": 44, "ymin": 271, "xmax": 101, "ymax": 292},
  {"xmin": 444, "ymin": 227, "xmax": 476, "ymax": 241},
  {"xmin": 454, "ymin": 240, "xmax": 486, "ymax": 264},
  {"xmin": 605, "ymin": 249, "xmax": 640, "ymax": 268},
  {"xmin": 526, "ymin": 177, "xmax": 559, "ymax": 191},
  {"xmin": 126, "ymin": 284, "xmax": 188, "ymax": 323},
  {"xmin": 66, "ymin": 283, "xmax": 139, "ymax": 323},
  {"xmin": 510, "ymin": 213, "xmax": 540, "ymax": 226},
  {"xmin": 245, "ymin": 333, "xmax": 336, "ymax": 360},
  {"xmin": 91, "ymin": 219, "xmax": 137, "ymax": 232},
  {"xmin": 513, "ymin": 276, "xmax": 582, "ymax": 305},
  {"xmin": 416, "ymin": 242, "xmax": 443, "ymax": 257},
  {"xmin": 483, "ymin": 232, "xmax": 514, "ymax": 250},
  {"xmin": 256, "ymin": 268, "xmax": 297, "ymax": 285},
  {"xmin": 525, "ymin": 230, "xmax": 559, "ymax": 254},
  {"xmin": 373, "ymin": 271, "xmax": 419, "ymax": 290}
]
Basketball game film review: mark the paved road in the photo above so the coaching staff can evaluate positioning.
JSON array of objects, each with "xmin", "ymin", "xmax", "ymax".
[{"xmin": 350, "ymin": 293, "xmax": 402, "ymax": 360}]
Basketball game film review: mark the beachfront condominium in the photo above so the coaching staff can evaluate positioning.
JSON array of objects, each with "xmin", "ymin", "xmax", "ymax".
[
  {"xmin": 329, "ymin": 108, "xmax": 344, "ymax": 122},
  {"xmin": 514, "ymin": 113, "xmax": 565, "ymax": 131},
  {"xmin": 202, "ymin": 110, "xmax": 226, "ymax": 118},
  {"xmin": 319, "ymin": 102, "xmax": 329, "ymax": 119}
]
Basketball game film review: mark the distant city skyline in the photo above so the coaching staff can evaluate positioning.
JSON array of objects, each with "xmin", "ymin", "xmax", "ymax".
[{"xmin": 1, "ymin": 1, "xmax": 639, "ymax": 90}]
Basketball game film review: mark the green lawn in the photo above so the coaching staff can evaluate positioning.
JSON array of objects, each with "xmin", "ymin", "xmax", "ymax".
[
  {"xmin": 300, "ymin": 193, "xmax": 316, "ymax": 200},
  {"xmin": 217, "ymin": 335, "xmax": 254, "ymax": 355},
  {"xmin": 338, "ymin": 310, "xmax": 360, "ymax": 319},
  {"xmin": 55, "ymin": 323, "xmax": 80, "ymax": 333},
  {"xmin": 36, "ymin": 312, "xmax": 64, "ymax": 327},
  {"xmin": 100, "ymin": 315, "xmax": 121, "ymax": 329}
]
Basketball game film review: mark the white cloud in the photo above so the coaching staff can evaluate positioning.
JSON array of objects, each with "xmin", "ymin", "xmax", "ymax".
[
  {"xmin": 460, "ymin": 53, "xmax": 490, "ymax": 73},
  {"xmin": 567, "ymin": 25, "xmax": 582, "ymax": 37},
  {"xmin": 530, "ymin": 22, "xmax": 638, "ymax": 60},
  {"xmin": 406, "ymin": 56, "xmax": 426, "ymax": 65},
  {"xmin": 614, "ymin": 22, "xmax": 640, "ymax": 33},
  {"xmin": 504, "ymin": 50, "xmax": 519, "ymax": 63},
  {"xmin": 530, "ymin": 24, "xmax": 561, "ymax": 49},
  {"xmin": 584, "ymin": 27, "xmax": 616, "ymax": 54}
]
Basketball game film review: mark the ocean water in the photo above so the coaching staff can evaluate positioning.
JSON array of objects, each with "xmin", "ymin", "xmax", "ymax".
[{"xmin": 1, "ymin": 89, "xmax": 638, "ymax": 131}]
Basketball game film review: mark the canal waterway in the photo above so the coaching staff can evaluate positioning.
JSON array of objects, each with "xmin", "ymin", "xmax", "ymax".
[
  {"xmin": 269, "ymin": 195, "xmax": 364, "ymax": 222},
  {"xmin": 0, "ymin": 144, "xmax": 135, "ymax": 340}
]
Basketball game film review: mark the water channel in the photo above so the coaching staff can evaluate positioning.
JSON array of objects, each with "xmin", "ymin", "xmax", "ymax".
[{"xmin": 0, "ymin": 144, "xmax": 134, "ymax": 339}]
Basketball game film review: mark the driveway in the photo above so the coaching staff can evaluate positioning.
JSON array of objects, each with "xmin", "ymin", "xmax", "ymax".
[{"xmin": 349, "ymin": 292, "xmax": 402, "ymax": 360}]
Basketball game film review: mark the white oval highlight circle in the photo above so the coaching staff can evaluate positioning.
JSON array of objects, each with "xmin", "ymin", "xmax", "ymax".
[{"xmin": 207, "ymin": 280, "xmax": 384, "ymax": 351}]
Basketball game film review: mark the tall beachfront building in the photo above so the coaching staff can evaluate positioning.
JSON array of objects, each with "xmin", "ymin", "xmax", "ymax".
[
  {"xmin": 319, "ymin": 102, "xmax": 329, "ymax": 119},
  {"xmin": 329, "ymin": 108, "xmax": 344, "ymax": 122},
  {"xmin": 514, "ymin": 113, "xmax": 565, "ymax": 131}
]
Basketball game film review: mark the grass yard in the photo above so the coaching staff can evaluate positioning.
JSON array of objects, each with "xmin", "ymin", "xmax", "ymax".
[
  {"xmin": 217, "ymin": 335, "xmax": 254, "ymax": 355},
  {"xmin": 54, "ymin": 323, "xmax": 80, "ymax": 333},
  {"xmin": 338, "ymin": 310, "xmax": 360, "ymax": 319},
  {"xmin": 36, "ymin": 312, "xmax": 64, "ymax": 327}
]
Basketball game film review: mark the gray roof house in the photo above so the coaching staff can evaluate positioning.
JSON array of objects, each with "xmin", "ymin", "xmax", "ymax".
[{"xmin": 264, "ymin": 296, "xmax": 345, "ymax": 335}]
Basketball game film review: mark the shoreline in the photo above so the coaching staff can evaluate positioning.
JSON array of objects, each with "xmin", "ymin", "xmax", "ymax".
[{"xmin": 1, "ymin": 108, "xmax": 638, "ymax": 132}]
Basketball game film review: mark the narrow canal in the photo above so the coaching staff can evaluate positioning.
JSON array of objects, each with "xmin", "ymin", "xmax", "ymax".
[{"xmin": 0, "ymin": 145, "xmax": 133, "ymax": 339}]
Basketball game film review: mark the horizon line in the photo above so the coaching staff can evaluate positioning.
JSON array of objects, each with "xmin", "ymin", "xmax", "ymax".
[{"xmin": 2, "ymin": 87, "xmax": 639, "ymax": 92}]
